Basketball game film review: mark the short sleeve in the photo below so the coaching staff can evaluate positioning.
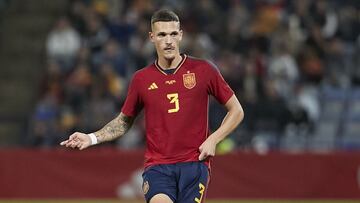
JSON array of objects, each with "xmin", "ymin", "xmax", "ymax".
[
  {"xmin": 121, "ymin": 74, "xmax": 143, "ymax": 117},
  {"xmin": 207, "ymin": 62, "xmax": 234, "ymax": 104}
]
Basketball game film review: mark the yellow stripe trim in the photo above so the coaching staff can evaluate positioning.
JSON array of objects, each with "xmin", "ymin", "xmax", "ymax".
[{"xmin": 155, "ymin": 54, "xmax": 187, "ymax": 75}]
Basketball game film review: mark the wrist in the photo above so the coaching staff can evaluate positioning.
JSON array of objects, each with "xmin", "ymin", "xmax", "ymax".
[
  {"xmin": 209, "ymin": 133, "xmax": 221, "ymax": 145},
  {"xmin": 88, "ymin": 133, "xmax": 98, "ymax": 145}
]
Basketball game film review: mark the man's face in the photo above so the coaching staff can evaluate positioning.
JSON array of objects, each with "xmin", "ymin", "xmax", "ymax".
[{"xmin": 150, "ymin": 21, "xmax": 183, "ymax": 60}]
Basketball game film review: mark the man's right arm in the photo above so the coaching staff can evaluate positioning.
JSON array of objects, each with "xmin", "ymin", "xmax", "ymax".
[
  {"xmin": 60, "ymin": 112, "xmax": 134, "ymax": 150},
  {"xmin": 94, "ymin": 112, "xmax": 134, "ymax": 143}
]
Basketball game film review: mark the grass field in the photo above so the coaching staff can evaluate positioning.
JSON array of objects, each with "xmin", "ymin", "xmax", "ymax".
[{"xmin": 0, "ymin": 200, "xmax": 359, "ymax": 203}]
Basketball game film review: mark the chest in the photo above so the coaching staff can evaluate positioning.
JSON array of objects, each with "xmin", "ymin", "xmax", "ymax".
[{"xmin": 140, "ymin": 69, "xmax": 208, "ymax": 110}]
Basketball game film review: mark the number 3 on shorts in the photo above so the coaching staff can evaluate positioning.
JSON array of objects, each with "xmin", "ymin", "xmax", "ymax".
[{"xmin": 194, "ymin": 183, "xmax": 205, "ymax": 203}]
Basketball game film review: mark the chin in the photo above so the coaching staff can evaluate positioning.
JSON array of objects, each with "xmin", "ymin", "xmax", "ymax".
[{"xmin": 163, "ymin": 53, "xmax": 175, "ymax": 60}]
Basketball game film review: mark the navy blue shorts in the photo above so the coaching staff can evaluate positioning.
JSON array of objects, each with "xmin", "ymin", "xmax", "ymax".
[{"xmin": 142, "ymin": 161, "xmax": 209, "ymax": 203}]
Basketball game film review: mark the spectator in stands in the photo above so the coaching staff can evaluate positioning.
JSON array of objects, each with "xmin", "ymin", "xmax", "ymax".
[
  {"xmin": 64, "ymin": 62, "xmax": 92, "ymax": 113},
  {"xmin": 67, "ymin": 0, "xmax": 88, "ymax": 35},
  {"xmin": 268, "ymin": 41, "xmax": 299, "ymax": 100},
  {"xmin": 30, "ymin": 90, "xmax": 60, "ymax": 147},
  {"xmin": 92, "ymin": 39, "xmax": 130, "ymax": 77},
  {"xmin": 255, "ymin": 79, "xmax": 291, "ymax": 136},
  {"xmin": 98, "ymin": 62, "xmax": 126, "ymax": 100},
  {"xmin": 83, "ymin": 10, "xmax": 109, "ymax": 53},
  {"xmin": 80, "ymin": 78, "xmax": 117, "ymax": 132},
  {"xmin": 46, "ymin": 16, "xmax": 81, "ymax": 73},
  {"xmin": 308, "ymin": 0, "xmax": 338, "ymax": 39}
]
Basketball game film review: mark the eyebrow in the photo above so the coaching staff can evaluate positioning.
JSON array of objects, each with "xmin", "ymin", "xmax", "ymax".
[
  {"xmin": 156, "ymin": 31, "xmax": 179, "ymax": 36},
  {"xmin": 157, "ymin": 32, "xmax": 167, "ymax": 36}
]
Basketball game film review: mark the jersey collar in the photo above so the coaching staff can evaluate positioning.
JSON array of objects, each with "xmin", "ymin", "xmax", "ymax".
[{"xmin": 155, "ymin": 54, "xmax": 187, "ymax": 75}]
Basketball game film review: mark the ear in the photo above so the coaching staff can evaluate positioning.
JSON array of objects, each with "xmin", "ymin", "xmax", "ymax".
[
  {"xmin": 149, "ymin": 31, "xmax": 155, "ymax": 42},
  {"xmin": 179, "ymin": 30, "xmax": 183, "ymax": 41}
]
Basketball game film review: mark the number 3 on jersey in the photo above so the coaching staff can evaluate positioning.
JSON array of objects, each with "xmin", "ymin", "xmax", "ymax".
[{"xmin": 167, "ymin": 93, "xmax": 179, "ymax": 113}]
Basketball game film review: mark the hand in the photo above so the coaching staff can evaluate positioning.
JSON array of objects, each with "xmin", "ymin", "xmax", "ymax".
[
  {"xmin": 60, "ymin": 132, "xmax": 92, "ymax": 150},
  {"xmin": 198, "ymin": 136, "xmax": 217, "ymax": 161}
]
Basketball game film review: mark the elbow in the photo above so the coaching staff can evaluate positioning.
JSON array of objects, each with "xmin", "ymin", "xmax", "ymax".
[
  {"xmin": 230, "ymin": 103, "xmax": 244, "ymax": 127},
  {"xmin": 225, "ymin": 95, "xmax": 244, "ymax": 127},
  {"xmin": 236, "ymin": 105, "xmax": 244, "ymax": 125}
]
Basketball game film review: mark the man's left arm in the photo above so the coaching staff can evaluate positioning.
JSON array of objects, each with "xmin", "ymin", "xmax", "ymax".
[{"xmin": 198, "ymin": 94, "xmax": 244, "ymax": 160}]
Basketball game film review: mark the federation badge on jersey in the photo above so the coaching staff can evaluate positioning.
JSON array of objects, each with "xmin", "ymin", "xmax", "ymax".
[
  {"xmin": 142, "ymin": 181, "xmax": 149, "ymax": 195},
  {"xmin": 183, "ymin": 71, "xmax": 196, "ymax": 89}
]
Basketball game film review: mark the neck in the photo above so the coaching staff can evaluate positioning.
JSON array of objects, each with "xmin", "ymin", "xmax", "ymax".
[{"xmin": 157, "ymin": 53, "xmax": 182, "ymax": 70}]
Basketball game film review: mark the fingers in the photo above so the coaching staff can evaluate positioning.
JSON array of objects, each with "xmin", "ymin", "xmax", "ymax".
[
  {"xmin": 199, "ymin": 151, "xmax": 207, "ymax": 161},
  {"xmin": 79, "ymin": 143, "xmax": 87, "ymax": 150},
  {"xmin": 60, "ymin": 140, "xmax": 68, "ymax": 146},
  {"xmin": 68, "ymin": 133, "xmax": 78, "ymax": 142},
  {"xmin": 60, "ymin": 132, "xmax": 76, "ymax": 144},
  {"xmin": 198, "ymin": 146, "xmax": 209, "ymax": 161},
  {"xmin": 198, "ymin": 143, "xmax": 215, "ymax": 161},
  {"xmin": 60, "ymin": 139, "xmax": 75, "ymax": 146},
  {"xmin": 60, "ymin": 132, "xmax": 84, "ymax": 150},
  {"xmin": 199, "ymin": 150, "xmax": 215, "ymax": 161},
  {"xmin": 66, "ymin": 140, "xmax": 78, "ymax": 148}
]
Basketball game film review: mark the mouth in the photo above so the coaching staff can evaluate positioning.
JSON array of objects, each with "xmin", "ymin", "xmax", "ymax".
[{"xmin": 164, "ymin": 47, "xmax": 174, "ymax": 51}]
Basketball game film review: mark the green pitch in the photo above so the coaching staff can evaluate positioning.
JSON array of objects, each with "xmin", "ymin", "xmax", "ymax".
[{"xmin": 0, "ymin": 200, "xmax": 359, "ymax": 203}]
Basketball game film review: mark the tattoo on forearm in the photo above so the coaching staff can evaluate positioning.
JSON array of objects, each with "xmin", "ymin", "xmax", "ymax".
[{"xmin": 94, "ymin": 113, "xmax": 133, "ymax": 143}]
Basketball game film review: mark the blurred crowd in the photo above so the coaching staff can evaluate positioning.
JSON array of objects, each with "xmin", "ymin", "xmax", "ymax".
[
  {"xmin": 0, "ymin": 0, "xmax": 8, "ymax": 39},
  {"xmin": 29, "ymin": 0, "xmax": 360, "ymax": 152}
]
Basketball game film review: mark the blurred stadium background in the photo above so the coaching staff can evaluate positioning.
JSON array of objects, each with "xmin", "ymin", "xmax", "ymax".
[{"xmin": 0, "ymin": 0, "xmax": 360, "ymax": 202}]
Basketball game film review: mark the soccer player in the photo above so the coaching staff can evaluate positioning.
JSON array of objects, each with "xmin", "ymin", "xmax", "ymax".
[{"xmin": 60, "ymin": 9, "xmax": 244, "ymax": 203}]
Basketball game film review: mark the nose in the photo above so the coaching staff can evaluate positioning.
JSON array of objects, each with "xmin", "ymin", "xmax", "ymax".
[{"xmin": 165, "ymin": 35, "xmax": 171, "ymax": 44}]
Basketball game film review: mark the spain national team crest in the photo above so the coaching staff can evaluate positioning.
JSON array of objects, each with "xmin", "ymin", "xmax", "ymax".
[
  {"xmin": 183, "ymin": 71, "xmax": 196, "ymax": 89},
  {"xmin": 142, "ymin": 181, "xmax": 149, "ymax": 195}
]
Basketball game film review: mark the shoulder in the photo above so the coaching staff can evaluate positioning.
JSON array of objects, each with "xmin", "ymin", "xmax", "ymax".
[
  {"xmin": 186, "ymin": 55, "xmax": 221, "ymax": 77},
  {"xmin": 131, "ymin": 63, "xmax": 156, "ymax": 81},
  {"xmin": 187, "ymin": 55, "xmax": 219, "ymax": 71}
]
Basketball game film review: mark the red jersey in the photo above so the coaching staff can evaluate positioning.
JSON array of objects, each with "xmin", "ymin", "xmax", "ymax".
[{"xmin": 121, "ymin": 54, "xmax": 234, "ymax": 168}]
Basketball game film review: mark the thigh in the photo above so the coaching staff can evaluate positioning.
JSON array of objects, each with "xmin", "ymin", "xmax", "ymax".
[
  {"xmin": 150, "ymin": 193, "xmax": 173, "ymax": 203},
  {"xmin": 142, "ymin": 165, "xmax": 177, "ymax": 203},
  {"xmin": 177, "ymin": 162, "xmax": 209, "ymax": 203}
]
